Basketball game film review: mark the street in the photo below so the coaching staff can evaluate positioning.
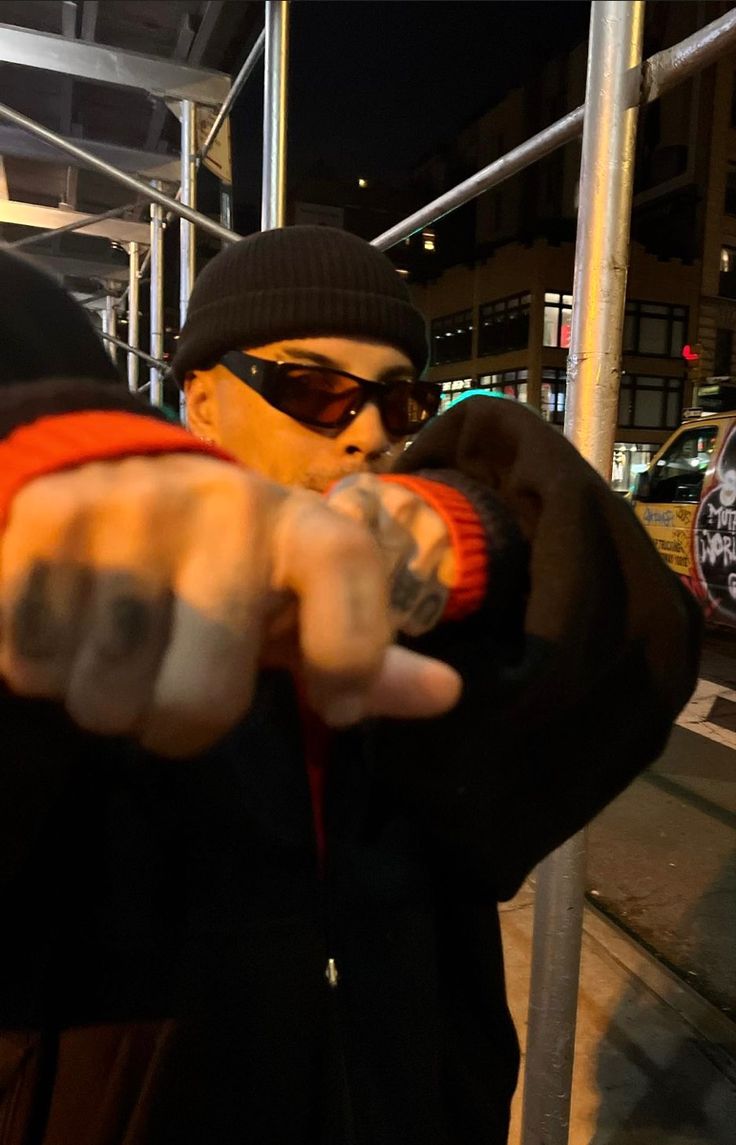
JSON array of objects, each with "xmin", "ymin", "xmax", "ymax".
[{"xmin": 587, "ymin": 631, "xmax": 736, "ymax": 1019}]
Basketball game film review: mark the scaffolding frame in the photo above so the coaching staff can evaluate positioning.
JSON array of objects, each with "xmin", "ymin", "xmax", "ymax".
[{"xmin": 2, "ymin": 3, "xmax": 736, "ymax": 1139}]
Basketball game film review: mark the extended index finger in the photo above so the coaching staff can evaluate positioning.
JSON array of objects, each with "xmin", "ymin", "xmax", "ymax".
[{"xmin": 271, "ymin": 498, "xmax": 393, "ymax": 720}]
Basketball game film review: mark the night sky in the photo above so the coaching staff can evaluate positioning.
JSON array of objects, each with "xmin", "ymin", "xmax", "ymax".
[{"xmin": 230, "ymin": 1, "xmax": 592, "ymax": 216}]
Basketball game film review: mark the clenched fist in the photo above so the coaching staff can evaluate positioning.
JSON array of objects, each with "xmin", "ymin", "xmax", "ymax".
[
  {"xmin": 0, "ymin": 454, "xmax": 461, "ymax": 757},
  {"xmin": 326, "ymin": 473, "xmax": 456, "ymax": 636}
]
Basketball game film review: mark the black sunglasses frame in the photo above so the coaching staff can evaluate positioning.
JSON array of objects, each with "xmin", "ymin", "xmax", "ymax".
[{"xmin": 220, "ymin": 350, "xmax": 441, "ymax": 436}]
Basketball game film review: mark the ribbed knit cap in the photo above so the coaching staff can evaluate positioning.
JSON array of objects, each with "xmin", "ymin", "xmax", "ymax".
[{"xmin": 172, "ymin": 225, "xmax": 428, "ymax": 384}]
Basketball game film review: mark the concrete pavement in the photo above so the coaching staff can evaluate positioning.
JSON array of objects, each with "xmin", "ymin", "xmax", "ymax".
[{"xmin": 500, "ymin": 881, "xmax": 736, "ymax": 1144}]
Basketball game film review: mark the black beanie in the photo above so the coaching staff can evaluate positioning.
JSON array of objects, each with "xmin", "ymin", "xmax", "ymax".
[
  {"xmin": 0, "ymin": 250, "xmax": 120, "ymax": 386},
  {"xmin": 171, "ymin": 225, "xmax": 428, "ymax": 384}
]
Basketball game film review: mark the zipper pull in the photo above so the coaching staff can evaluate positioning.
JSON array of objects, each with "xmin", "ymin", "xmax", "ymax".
[{"xmin": 325, "ymin": 956, "xmax": 340, "ymax": 989}]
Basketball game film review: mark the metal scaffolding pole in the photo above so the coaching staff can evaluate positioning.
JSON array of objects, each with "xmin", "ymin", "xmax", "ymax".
[
  {"xmin": 564, "ymin": 0, "xmax": 644, "ymax": 471},
  {"xmin": 519, "ymin": 7, "xmax": 645, "ymax": 1145},
  {"xmin": 372, "ymin": 7, "xmax": 736, "ymax": 252},
  {"xmin": 0, "ymin": 100, "xmax": 238, "ymax": 245},
  {"xmin": 199, "ymin": 28, "xmax": 265, "ymax": 163},
  {"xmin": 5, "ymin": 199, "xmax": 141, "ymax": 250},
  {"xmin": 149, "ymin": 182, "xmax": 165, "ymax": 408},
  {"xmin": 373, "ymin": 107, "xmax": 585, "ymax": 251},
  {"xmin": 127, "ymin": 240, "xmax": 140, "ymax": 393},
  {"xmin": 101, "ymin": 294, "xmax": 117, "ymax": 365},
  {"xmin": 101, "ymin": 330, "xmax": 166, "ymax": 371},
  {"xmin": 179, "ymin": 99, "xmax": 196, "ymax": 422},
  {"xmin": 261, "ymin": 1, "xmax": 289, "ymax": 230},
  {"xmin": 643, "ymin": 5, "xmax": 736, "ymax": 102}
]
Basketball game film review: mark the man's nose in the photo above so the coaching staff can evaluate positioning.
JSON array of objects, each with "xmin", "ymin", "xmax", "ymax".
[{"xmin": 341, "ymin": 403, "xmax": 391, "ymax": 462}]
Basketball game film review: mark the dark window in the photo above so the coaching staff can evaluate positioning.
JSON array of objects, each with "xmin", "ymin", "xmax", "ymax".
[
  {"xmin": 714, "ymin": 328, "xmax": 734, "ymax": 377},
  {"xmin": 543, "ymin": 292, "xmax": 573, "ymax": 348},
  {"xmin": 431, "ymin": 310, "xmax": 473, "ymax": 366},
  {"xmin": 641, "ymin": 427, "xmax": 718, "ymax": 503},
  {"xmin": 478, "ymin": 293, "xmax": 530, "ymax": 356},
  {"xmin": 622, "ymin": 300, "xmax": 688, "ymax": 358},
  {"xmin": 618, "ymin": 374, "xmax": 683, "ymax": 430},
  {"xmin": 726, "ymin": 164, "xmax": 736, "ymax": 217},
  {"xmin": 541, "ymin": 368, "xmax": 567, "ymax": 425},
  {"xmin": 720, "ymin": 247, "xmax": 736, "ymax": 299}
]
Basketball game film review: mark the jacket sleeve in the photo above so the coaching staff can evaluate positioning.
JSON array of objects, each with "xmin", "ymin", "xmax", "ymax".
[
  {"xmin": 0, "ymin": 378, "xmax": 233, "ymax": 529},
  {"xmin": 0, "ymin": 378, "xmax": 233, "ymax": 885},
  {"xmin": 366, "ymin": 396, "xmax": 703, "ymax": 900}
]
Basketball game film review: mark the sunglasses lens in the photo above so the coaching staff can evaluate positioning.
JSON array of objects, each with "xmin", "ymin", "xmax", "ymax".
[
  {"xmin": 383, "ymin": 381, "xmax": 442, "ymax": 436},
  {"xmin": 276, "ymin": 368, "xmax": 362, "ymax": 428}
]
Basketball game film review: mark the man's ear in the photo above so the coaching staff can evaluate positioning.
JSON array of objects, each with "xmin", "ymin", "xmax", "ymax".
[{"xmin": 185, "ymin": 370, "xmax": 219, "ymax": 441}]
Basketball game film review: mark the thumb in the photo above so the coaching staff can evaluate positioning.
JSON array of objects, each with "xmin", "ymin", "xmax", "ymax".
[{"xmin": 323, "ymin": 645, "xmax": 462, "ymax": 726}]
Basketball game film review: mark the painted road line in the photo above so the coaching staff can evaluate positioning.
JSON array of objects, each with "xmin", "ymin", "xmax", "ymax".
[{"xmin": 676, "ymin": 677, "xmax": 736, "ymax": 750}]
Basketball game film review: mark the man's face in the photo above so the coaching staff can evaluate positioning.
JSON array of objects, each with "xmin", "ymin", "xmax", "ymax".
[{"xmin": 185, "ymin": 336, "xmax": 413, "ymax": 491}]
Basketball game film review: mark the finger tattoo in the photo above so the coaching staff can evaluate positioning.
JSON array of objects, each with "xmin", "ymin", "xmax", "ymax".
[
  {"xmin": 96, "ymin": 595, "xmax": 154, "ymax": 661},
  {"xmin": 12, "ymin": 563, "xmax": 63, "ymax": 660}
]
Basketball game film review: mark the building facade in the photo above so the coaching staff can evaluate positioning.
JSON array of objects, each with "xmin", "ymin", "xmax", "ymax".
[{"xmin": 406, "ymin": 1, "xmax": 736, "ymax": 493}]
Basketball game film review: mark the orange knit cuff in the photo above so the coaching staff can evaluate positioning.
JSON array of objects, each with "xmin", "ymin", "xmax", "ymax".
[
  {"xmin": 0, "ymin": 410, "xmax": 235, "ymax": 528},
  {"xmin": 378, "ymin": 474, "xmax": 488, "ymax": 621}
]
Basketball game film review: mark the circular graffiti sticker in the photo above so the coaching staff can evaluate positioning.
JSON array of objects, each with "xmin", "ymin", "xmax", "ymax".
[{"xmin": 695, "ymin": 425, "xmax": 736, "ymax": 621}]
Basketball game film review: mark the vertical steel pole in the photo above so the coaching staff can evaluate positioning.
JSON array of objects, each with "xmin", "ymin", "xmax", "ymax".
[
  {"xmin": 261, "ymin": 1, "xmax": 289, "ymax": 230},
  {"xmin": 179, "ymin": 99, "xmax": 197, "ymax": 422},
  {"xmin": 564, "ymin": 1, "xmax": 644, "ymax": 468},
  {"xmin": 102, "ymin": 293, "xmax": 117, "ymax": 364},
  {"xmin": 520, "ymin": 5, "xmax": 645, "ymax": 1145},
  {"xmin": 127, "ymin": 240, "xmax": 140, "ymax": 392},
  {"xmin": 149, "ymin": 181, "xmax": 165, "ymax": 408}
]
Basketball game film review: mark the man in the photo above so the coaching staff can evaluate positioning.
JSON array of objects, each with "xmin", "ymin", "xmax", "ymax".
[{"xmin": 0, "ymin": 230, "xmax": 699, "ymax": 1144}]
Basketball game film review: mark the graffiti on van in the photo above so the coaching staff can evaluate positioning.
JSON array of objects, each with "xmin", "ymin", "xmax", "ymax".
[
  {"xmin": 695, "ymin": 424, "xmax": 736, "ymax": 620},
  {"xmin": 642, "ymin": 506, "xmax": 675, "ymax": 528},
  {"xmin": 635, "ymin": 500, "xmax": 697, "ymax": 577}
]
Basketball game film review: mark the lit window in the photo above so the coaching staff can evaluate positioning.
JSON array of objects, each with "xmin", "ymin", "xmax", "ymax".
[
  {"xmin": 541, "ymin": 368, "xmax": 567, "ymax": 425},
  {"xmin": 720, "ymin": 247, "xmax": 736, "ymax": 298},
  {"xmin": 543, "ymin": 292, "xmax": 573, "ymax": 348},
  {"xmin": 623, "ymin": 300, "xmax": 687, "ymax": 358},
  {"xmin": 478, "ymin": 369, "xmax": 528, "ymax": 402},
  {"xmin": 440, "ymin": 377, "xmax": 473, "ymax": 412},
  {"xmin": 618, "ymin": 374, "xmax": 683, "ymax": 429},
  {"xmin": 422, "ymin": 228, "xmax": 436, "ymax": 252}
]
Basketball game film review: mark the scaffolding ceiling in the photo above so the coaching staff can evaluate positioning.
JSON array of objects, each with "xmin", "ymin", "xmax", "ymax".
[{"xmin": 0, "ymin": 0, "xmax": 259, "ymax": 289}]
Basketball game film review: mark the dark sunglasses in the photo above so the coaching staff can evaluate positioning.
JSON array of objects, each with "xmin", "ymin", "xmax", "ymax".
[{"xmin": 220, "ymin": 350, "xmax": 442, "ymax": 437}]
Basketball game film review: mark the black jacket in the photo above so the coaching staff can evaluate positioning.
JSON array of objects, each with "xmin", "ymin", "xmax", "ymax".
[{"xmin": 0, "ymin": 382, "xmax": 701, "ymax": 1145}]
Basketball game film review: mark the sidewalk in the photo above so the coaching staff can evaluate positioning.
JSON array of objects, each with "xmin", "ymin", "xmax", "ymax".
[{"xmin": 500, "ymin": 882, "xmax": 736, "ymax": 1145}]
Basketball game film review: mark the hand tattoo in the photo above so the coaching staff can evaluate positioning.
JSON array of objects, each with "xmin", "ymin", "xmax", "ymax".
[
  {"xmin": 390, "ymin": 567, "xmax": 423, "ymax": 613},
  {"xmin": 390, "ymin": 564, "xmax": 448, "ymax": 637}
]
